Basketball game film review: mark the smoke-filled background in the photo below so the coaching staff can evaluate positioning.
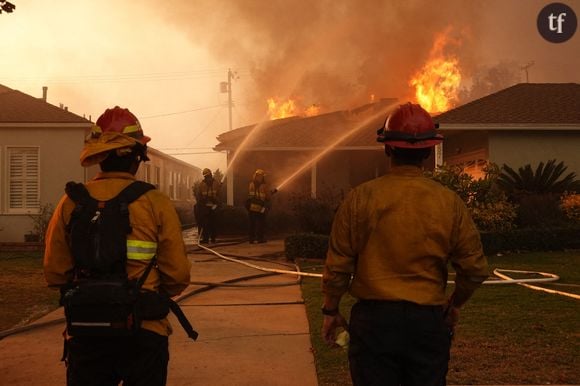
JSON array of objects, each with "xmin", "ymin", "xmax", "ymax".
[{"xmin": 1, "ymin": 0, "xmax": 579, "ymax": 170}]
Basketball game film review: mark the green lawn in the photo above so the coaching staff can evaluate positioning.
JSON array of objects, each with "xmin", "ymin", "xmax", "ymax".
[
  {"xmin": 300, "ymin": 251, "xmax": 580, "ymax": 385},
  {"xmin": 0, "ymin": 251, "xmax": 60, "ymax": 332}
]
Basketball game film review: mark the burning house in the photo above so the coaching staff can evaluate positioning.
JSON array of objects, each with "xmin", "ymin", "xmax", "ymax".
[{"xmin": 214, "ymin": 98, "xmax": 408, "ymax": 208}]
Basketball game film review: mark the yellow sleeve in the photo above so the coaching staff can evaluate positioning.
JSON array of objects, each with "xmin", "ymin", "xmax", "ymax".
[
  {"xmin": 153, "ymin": 192, "xmax": 191, "ymax": 297},
  {"xmin": 450, "ymin": 196, "xmax": 489, "ymax": 295},
  {"xmin": 43, "ymin": 195, "xmax": 75, "ymax": 288},
  {"xmin": 322, "ymin": 190, "xmax": 357, "ymax": 297}
]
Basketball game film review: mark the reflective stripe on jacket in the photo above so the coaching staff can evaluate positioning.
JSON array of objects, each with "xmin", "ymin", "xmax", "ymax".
[
  {"xmin": 248, "ymin": 181, "xmax": 268, "ymax": 202},
  {"xmin": 323, "ymin": 165, "xmax": 488, "ymax": 306},
  {"xmin": 196, "ymin": 179, "xmax": 220, "ymax": 205},
  {"xmin": 43, "ymin": 171, "xmax": 191, "ymax": 336}
]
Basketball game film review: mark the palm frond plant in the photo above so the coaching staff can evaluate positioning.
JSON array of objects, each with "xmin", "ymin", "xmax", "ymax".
[{"xmin": 497, "ymin": 159, "xmax": 580, "ymax": 198}]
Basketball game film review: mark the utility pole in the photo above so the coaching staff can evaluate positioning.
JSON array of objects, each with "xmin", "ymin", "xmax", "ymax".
[
  {"xmin": 520, "ymin": 61, "xmax": 535, "ymax": 83},
  {"xmin": 221, "ymin": 68, "xmax": 236, "ymax": 205},
  {"xmin": 228, "ymin": 68, "xmax": 233, "ymax": 132}
]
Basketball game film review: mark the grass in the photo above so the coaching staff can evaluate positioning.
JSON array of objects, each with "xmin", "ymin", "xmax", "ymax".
[
  {"xmin": 299, "ymin": 251, "xmax": 580, "ymax": 385},
  {"xmin": 0, "ymin": 251, "xmax": 60, "ymax": 332}
]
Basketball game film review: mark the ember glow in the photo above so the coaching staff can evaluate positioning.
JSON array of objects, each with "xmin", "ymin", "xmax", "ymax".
[
  {"xmin": 304, "ymin": 104, "xmax": 321, "ymax": 117},
  {"xmin": 409, "ymin": 29, "xmax": 462, "ymax": 113}
]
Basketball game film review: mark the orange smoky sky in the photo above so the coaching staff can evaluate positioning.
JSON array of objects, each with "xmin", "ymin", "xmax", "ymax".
[{"xmin": 1, "ymin": 0, "xmax": 579, "ymax": 170}]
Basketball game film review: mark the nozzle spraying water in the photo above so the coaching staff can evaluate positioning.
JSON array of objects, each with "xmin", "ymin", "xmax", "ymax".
[{"xmin": 271, "ymin": 188, "xmax": 278, "ymax": 195}]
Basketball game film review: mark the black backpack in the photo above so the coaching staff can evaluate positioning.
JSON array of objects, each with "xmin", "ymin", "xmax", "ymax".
[
  {"xmin": 62, "ymin": 181, "xmax": 155, "ymax": 336},
  {"xmin": 65, "ymin": 181, "xmax": 154, "ymax": 279},
  {"xmin": 61, "ymin": 180, "xmax": 198, "ymax": 340}
]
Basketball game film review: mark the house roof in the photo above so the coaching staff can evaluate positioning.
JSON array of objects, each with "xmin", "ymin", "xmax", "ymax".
[
  {"xmin": 435, "ymin": 83, "xmax": 580, "ymax": 125},
  {"xmin": 0, "ymin": 84, "xmax": 91, "ymax": 124},
  {"xmin": 215, "ymin": 99, "xmax": 397, "ymax": 151}
]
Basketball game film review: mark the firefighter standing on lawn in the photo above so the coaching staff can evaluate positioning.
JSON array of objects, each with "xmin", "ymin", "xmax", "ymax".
[
  {"xmin": 321, "ymin": 103, "xmax": 489, "ymax": 386},
  {"xmin": 44, "ymin": 106, "xmax": 192, "ymax": 386},
  {"xmin": 194, "ymin": 168, "xmax": 221, "ymax": 243}
]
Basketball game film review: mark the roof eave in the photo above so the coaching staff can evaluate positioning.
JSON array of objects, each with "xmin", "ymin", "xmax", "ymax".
[{"xmin": 439, "ymin": 123, "xmax": 580, "ymax": 130}]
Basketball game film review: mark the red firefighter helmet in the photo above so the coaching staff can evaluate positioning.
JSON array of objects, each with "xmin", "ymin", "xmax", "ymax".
[
  {"xmin": 90, "ymin": 106, "xmax": 150, "ymax": 144},
  {"xmin": 80, "ymin": 106, "xmax": 151, "ymax": 167},
  {"xmin": 377, "ymin": 103, "xmax": 443, "ymax": 148}
]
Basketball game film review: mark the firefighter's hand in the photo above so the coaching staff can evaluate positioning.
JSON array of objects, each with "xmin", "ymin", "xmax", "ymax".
[
  {"xmin": 322, "ymin": 313, "xmax": 348, "ymax": 347},
  {"xmin": 444, "ymin": 305, "xmax": 460, "ymax": 330}
]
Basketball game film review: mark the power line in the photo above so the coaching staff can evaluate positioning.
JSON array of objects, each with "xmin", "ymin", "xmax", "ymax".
[
  {"xmin": 2, "ymin": 69, "xmax": 252, "ymax": 84},
  {"xmin": 140, "ymin": 104, "xmax": 224, "ymax": 119}
]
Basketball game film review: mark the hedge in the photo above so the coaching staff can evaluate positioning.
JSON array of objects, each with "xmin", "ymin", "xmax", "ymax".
[
  {"xmin": 480, "ymin": 226, "xmax": 580, "ymax": 254},
  {"xmin": 284, "ymin": 227, "xmax": 580, "ymax": 261},
  {"xmin": 284, "ymin": 233, "xmax": 329, "ymax": 261}
]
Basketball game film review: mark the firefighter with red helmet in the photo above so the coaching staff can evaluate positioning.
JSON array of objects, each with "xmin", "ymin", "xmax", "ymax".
[
  {"xmin": 44, "ymin": 106, "xmax": 192, "ymax": 386},
  {"xmin": 321, "ymin": 103, "xmax": 488, "ymax": 386}
]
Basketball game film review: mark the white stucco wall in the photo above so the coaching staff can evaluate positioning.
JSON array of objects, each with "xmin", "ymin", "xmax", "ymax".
[{"xmin": 0, "ymin": 125, "xmax": 88, "ymax": 242}]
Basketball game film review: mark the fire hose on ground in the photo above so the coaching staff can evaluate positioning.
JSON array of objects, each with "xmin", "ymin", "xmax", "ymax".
[{"xmin": 196, "ymin": 240, "xmax": 580, "ymax": 300}]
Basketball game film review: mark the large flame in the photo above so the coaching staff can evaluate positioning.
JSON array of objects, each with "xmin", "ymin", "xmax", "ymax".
[
  {"xmin": 267, "ymin": 98, "xmax": 320, "ymax": 119},
  {"xmin": 267, "ymin": 98, "xmax": 297, "ymax": 119},
  {"xmin": 410, "ymin": 29, "xmax": 461, "ymax": 113}
]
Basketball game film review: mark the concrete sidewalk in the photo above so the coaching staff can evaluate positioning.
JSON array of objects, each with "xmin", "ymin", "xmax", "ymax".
[{"xmin": 0, "ymin": 236, "xmax": 318, "ymax": 385}]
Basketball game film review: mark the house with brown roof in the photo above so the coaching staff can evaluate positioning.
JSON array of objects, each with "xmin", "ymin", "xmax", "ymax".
[
  {"xmin": 0, "ymin": 84, "xmax": 201, "ymax": 243},
  {"xmin": 436, "ymin": 83, "xmax": 580, "ymax": 179},
  {"xmin": 214, "ymin": 99, "xmax": 400, "ymax": 208},
  {"xmin": 0, "ymin": 85, "xmax": 93, "ymax": 243}
]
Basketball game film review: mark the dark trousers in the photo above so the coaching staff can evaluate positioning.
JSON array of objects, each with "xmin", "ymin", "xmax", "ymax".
[
  {"xmin": 196, "ymin": 205, "xmax": 217, "ymax": 242},
  {"xmin": 348, "ymin": 300, "xmax": 451, "ymax": 386},
  {"xmin": 66, "ymin": 330, "xmax": 169, "ymax": 386},
  {"xmin": 248, "ymin": 212, "xmax": 266, "ymax": 242}
]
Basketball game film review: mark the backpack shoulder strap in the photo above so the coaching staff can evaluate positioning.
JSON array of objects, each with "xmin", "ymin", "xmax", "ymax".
[
  {"xmin": 115, "ymin": 181, "xmax": 156, "ymax": 204},
  {"xmin": 65, "ymin": 181, "xmax": 92, "ymax": 205}
]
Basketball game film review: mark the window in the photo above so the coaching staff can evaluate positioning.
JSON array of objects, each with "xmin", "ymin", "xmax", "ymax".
[{"xmin": 7, "ymin": 147, "xmax": 40, "ymax": 212}]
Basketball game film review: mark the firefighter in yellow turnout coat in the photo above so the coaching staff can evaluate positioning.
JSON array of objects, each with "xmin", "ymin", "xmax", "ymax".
[
  {"xmin": 44, "ymin": 106, "xmax": 191, "ymax": 386},
  {"xmin": 194, "ymin": 168, "xmax": 221, "ymax": 243},
  {"xmin": 246, "ymin": 169, "xmax": 272, "ymax": 243},
  {"xmin": 322, "ymin": 103, "xmax": 488, "ymax": 386}
]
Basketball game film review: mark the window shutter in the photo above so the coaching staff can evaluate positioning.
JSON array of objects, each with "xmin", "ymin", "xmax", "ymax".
[{"xmin": 8, "ymin": 148, "xmax": 40, "ymax": 210}]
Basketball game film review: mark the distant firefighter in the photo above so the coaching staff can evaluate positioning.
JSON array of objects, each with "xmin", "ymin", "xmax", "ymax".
[
  {"xmin": 245, "ymin": 169, "xmax": 272, "ymax": 243},
  {"xmin": 194, "ymin": 168, "xmax": 221, "ymax": 243}
]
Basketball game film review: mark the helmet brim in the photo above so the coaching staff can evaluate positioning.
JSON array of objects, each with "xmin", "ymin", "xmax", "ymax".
[{"xmin": 383, "ymin": 137, "xmax": 443, "ymax": 149}]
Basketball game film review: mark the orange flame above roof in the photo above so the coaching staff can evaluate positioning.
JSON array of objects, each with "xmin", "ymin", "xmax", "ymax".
[
  {"xmin": 267, "ymin": 98, "xmax": 297, "ymax": 119},
  {"xmin": 409, "ymin": 29, "xmax": 462, "ymax": 114},
  {"xmin": 266, "ymin": 98, "xmax": 321, "ymax": 120}
]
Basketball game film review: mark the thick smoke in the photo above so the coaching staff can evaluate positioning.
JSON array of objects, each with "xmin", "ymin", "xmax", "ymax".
[{"xmin": 158, "ymin": 0, "xmax": 580, "ymax": 120}]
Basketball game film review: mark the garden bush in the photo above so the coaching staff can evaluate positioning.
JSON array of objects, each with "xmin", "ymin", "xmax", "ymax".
[
  {"xmin": 290, "ymin": 190, "xmax": 341, "ymax": 235},
  {"xmin": 285, "ymin": 233, "xmax": 329, "ymax": 261},
  {"xmin": 561, "ymin": 192, "xmax": 580, "ymax": 223},
  {"xmin": 173, "ymin": 201, "xmax": 195, "ymax": 228},
  {"xmin": 216, "ymin": 205, "xmax": 248, "ymax": 235},
  {"xmin": 480, "ymin": 226, "xmax": 580, "ymax": 255}
]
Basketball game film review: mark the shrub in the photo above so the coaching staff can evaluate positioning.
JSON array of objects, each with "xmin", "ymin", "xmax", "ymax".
[
  {"xmin": 427, "ymin": 163, "xmax": 517, "ymax": 232},
  {"xmin": 480, "ymin": 226, "xmax": 580, "ymax": 254},
  {"xmin": 290, "ymin": 189, "xmax": 341, "ymax": 235},
  {"xmin": 268, "ymin": 210, "xmax": 298, "ymax": 235},
  {"xmin": 285, "ymin": 233, "xmax": 329, "ymax": 261},
  {"xmin": 497, "ymin": 159, "xmax": 580, "ymax": 198},
  {"xmin": 216, "ymin": 205, "xmax": 248, "ymax": 235},
  {"xmin": 173, "ymin": 201, "xmax": 195, "ymax": 228},
  {"xmin": 516, "ymin": 193, "xmax": 569, "ymax": 228},
  {"xmin": 28, "ymin": 203, "xmax": 54, "ymax": 243},
  {"xmin": 561, "ymin": 192, "xmax": 580, "ymax": 223},
  {"xmin": 470, "ymin": 200, "xmax": 517, "ymax": 233}
]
